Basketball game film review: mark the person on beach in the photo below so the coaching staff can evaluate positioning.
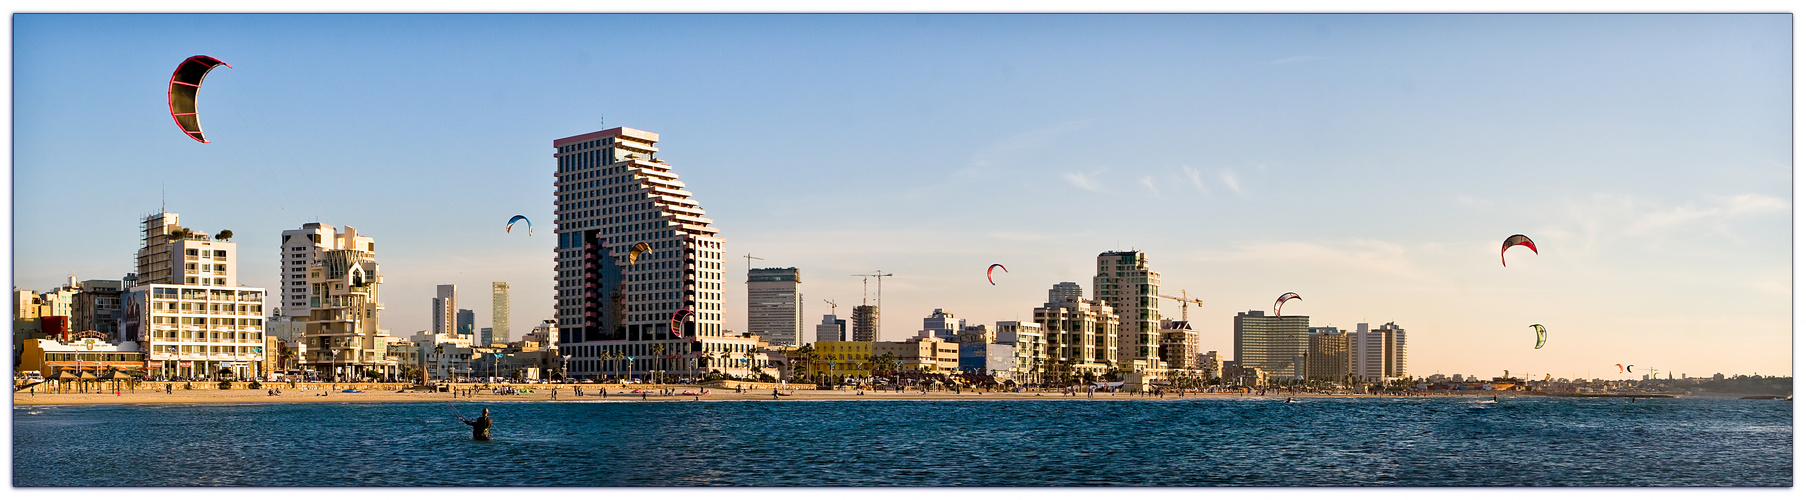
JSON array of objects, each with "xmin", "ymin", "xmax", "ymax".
[{"xmin": 459, "ymin": 408, "xmax": 493, "ymax": 441}]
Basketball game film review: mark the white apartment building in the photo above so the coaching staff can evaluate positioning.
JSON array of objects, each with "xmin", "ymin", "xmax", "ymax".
[
  {"xmin": 551, "ymin": 127, "xmax": 728, "ymax": 374},
  {"xmin": 1094, "ymin": 251, "xmax": 1165, "ymax": 372},
  {"xmin": 747, "ymin": 267, "xmax": 802, "ymax": 347},
  {"xmin": 1034, "ymin": 286, "xmax": 1119, "ymax": 378},
  {"xmin": 996, "ymin": 320, "xmax": 1046, "ymax": 384},
  {"xmin": 279, "ymin": 223, "xmax": 375, "ymax": 319},
  {"xmin": 1352, "ymin": 322, "xmax": 1411, "ymax": 381},
  {"xmin": 922, "ymin": 308, "xmax": 964, "ymax": 341},
  {"xmin": 129, "ymin": 212, "xmax": 267, "ymax": 380}
]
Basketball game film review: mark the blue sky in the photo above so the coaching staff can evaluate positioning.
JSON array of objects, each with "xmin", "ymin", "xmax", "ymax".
[{"xmin": 11, "ymin": 14, "xmax": 1792, "ymax": 378}]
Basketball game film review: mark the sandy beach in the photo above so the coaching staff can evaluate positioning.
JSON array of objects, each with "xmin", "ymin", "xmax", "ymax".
[{"xmin": 12, "ymin": 382, "xmax": 1470, "ymax": 406}]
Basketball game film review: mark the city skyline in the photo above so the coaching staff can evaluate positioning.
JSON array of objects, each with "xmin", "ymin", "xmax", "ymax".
[{"xmin": 10, "ymin": 14, "xmax": 1792, "ymax": 378}]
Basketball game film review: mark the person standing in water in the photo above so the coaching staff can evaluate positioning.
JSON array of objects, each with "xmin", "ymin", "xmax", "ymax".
[{"xmin": 459, "ymin": 408, "xmax": 493, "ymax": 441}]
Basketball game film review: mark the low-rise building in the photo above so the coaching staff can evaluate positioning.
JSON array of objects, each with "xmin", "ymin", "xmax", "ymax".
[
  {"xmin": 958, "ymin": 343, "xmax": 1015, "ymax": 378},
  {"xmin": 873, "ymin": 336, "xmax": 958, "ymax": 375},
  {"xmin": 1197, "ymin": 350, "xmax": 1224, "ymax": 382},
  {"xmin": 564, "ymin": 332, "xmax": 771, "ymax": 382},
  {"xmin": 808, "ymin": 340, "xmax": 871, "ymax": 379},
  {"xmin": 19, "ymin": 338, "xmax": 149, "ymax": 378}
]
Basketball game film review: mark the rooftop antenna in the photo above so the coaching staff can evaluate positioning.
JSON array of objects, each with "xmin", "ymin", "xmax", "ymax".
[
  {"xmin": 600, "ymin": 113, "xmax": 605, "ymax": 130},
  {"xmin": 160, "ymin": 183, "xmax": 165, "ymax": 213}
]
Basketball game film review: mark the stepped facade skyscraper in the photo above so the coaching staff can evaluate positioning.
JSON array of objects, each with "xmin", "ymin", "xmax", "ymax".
[{"xmin": 552, "ymin": 127, "xmax": 730, "ymax": 381}]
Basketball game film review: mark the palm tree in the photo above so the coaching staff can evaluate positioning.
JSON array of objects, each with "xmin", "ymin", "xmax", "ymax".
[
  {"xmin": 650, "ymin": 343, "xmax": 667, "ymax": 384},
  {"xmin": 747, "ymin": 346, "xmax": 767, "ymax": 380},
  {"xmin": 793, "ymin": 344, "xmax": 817, "ymax": 383}
]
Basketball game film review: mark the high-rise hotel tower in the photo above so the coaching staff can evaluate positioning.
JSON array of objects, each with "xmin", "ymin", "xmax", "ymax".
[{"xmin": 552, "ymin": 127, "xmax": 726, "ymax": 348}]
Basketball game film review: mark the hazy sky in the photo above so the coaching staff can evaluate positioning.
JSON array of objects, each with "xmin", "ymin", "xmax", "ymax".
[{"xmin": 10, "ymin": 14, "xmax": 1792, "ymax": 378}]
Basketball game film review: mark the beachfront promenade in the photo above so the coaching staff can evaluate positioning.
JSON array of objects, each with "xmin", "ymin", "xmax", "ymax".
[{"xmin": 14, "ymin": 381, "xmax": 1378, "ymax": 405}]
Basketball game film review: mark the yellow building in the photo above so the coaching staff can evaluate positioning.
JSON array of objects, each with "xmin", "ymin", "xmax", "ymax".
[{"xmin": 808, "ymin": 341, "xmax": 872, "ymax": 378}]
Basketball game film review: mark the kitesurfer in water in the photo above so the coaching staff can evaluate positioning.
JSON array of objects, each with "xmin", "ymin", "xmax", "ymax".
[{"xmin": 459, "ymin": 408, "xmax": 493, "ymax": 441}]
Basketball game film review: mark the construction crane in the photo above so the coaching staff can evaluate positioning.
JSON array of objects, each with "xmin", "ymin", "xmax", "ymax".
[
  {"xmin": 1154, "ymin": 289, "xmax": 1203, "ymax": 322},
  {"xmin": 851, "ymin": 271, "xmax": 894, "ymax": 340},
  {"xmin": 851, "ymin": 271, "xmax": 894, "ymax": 309},
  {"xmin": 824, "ymin": 299, "xmax": 837, "ymax": 316},
  {"xmin": 743, "ymin": 253, "xmax": 764, "ymax": 270}
]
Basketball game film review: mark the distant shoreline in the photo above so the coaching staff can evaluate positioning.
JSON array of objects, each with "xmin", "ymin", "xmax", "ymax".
[{"xmin": 8, "ymin": 386, "xmax": 1705, "ymax": 407}]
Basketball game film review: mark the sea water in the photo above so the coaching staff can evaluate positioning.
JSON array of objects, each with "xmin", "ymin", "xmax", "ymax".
[{"xmin": 11, "ymin": 396, "xmax": 1791, "ymax": 486}]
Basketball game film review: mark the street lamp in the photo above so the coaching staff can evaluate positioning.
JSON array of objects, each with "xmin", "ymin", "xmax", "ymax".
[{"xmin": 329, "ymin": 347, "xmax": 342, "ymax": 383}]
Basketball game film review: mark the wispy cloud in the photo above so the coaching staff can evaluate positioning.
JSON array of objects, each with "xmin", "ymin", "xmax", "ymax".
[
  {"xmin": 1542, "ymin": 193, "xmax": 1789, "ymax": 258},
  {"xmin": 1623, "ymin": 193, "xmax": 1788, "ymax": 235},
  {"xmin": 1262, "ymin": 55, "xmax": 1324, "ymax": 65},
  {"xmin": 958, "ymin": 120, "xmax": 1091, "ymax": 180},
  {"xmin": 1182, "ymin": 165, "xmax": 1208, "ymax": 194},
  {"xmin": 1190, "ymin": 238, "xmax": 1439, "ymax": 283},
  {"xmin": 1220, "ymin": 169, "xmax": 1245, "ymax": 196},
  {"xmin": 1064, "ymin": 170, "xmax": 1108, "ymax": 192},
  {"xmin": 1140, "ymin": 175, "xmax": 1161, "ymax": 197}
]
